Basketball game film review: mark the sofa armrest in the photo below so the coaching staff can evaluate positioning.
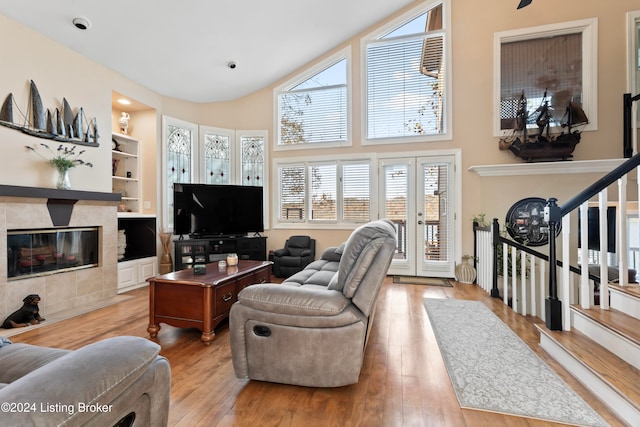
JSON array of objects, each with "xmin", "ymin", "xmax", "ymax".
[
  {"xmin": 0, "ymin": 336, "xmax": 163, "ymax": 426},
  {"xmin": 238, "ymin": 283, "xmax": 349, "ymax": 316}
]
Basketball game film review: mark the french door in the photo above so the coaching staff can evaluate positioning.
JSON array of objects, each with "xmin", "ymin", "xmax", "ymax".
[{"xmin": 379, "ymin": 155, "xmax": 456, "ymax": 277}]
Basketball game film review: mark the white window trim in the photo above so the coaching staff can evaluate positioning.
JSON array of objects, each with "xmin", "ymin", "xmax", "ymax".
[
  {"xmin": 199, "ymin": 125, "xmax": 235, "ymax": 184},
  {"xmin": 273, "ymin": 47, "xmax": 352, "ymax": 151},
  {"xmin": 161, "ymin": 115, "xmax": 198, "ymax": 231},
  {"xmin": 626, "ymin": 11, "xmax": 640, "ymax": 155},
  {"xmin": 361, "ymin": 0, "xmax": 452, "ymax": 146},
  {"xmin": 493, "ymin": 18, "xmax": 598, "ymax": 138},
  {"xmin": 273, "ymin": 153, "xmax": 377, "ymax": 230},
  {"xmin": 237, "ymin": 129, "xmax": 270, "ymax": 230}
]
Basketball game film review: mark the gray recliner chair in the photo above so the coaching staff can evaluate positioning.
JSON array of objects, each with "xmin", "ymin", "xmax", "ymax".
[{"xmin": 229, "ymin": 219, "xmax": 396, "ymax": 387}]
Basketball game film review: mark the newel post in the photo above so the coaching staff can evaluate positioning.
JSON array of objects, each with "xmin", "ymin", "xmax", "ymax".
[
  {"xmin": 491, "ymin": 218, "xmax": 500, "ymax": 298},
  {"xmin": 544, "ymin": 198, "xmax": 563, "ymax": 330}
]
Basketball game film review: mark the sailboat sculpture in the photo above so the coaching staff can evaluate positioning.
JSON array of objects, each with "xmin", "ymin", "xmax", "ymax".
[
  {"xmin": 0, "ymin": 80, "xmax": 99, "ymax": 146},
  {"xmin": 499, "ymin": 91, "xmax": 588, "ymax": 162}
]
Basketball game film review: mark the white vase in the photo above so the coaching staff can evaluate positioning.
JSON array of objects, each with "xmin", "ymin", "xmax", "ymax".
[{"xmin": 455, "ymin": 257, "xmax": 476, "ymax": 284}]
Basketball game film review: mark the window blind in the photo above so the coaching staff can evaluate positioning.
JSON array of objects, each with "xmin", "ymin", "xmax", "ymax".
[
  {"xmin": 278, "ymin": 59, "xmax": 347, "ymax": 145},
  {"xmin": 310, "ymin": 164, "xmax": 337, "ymax": 220},
  {"xmin": 342, "ymin": 163, "xmax": 370, "ymax": 223},
  {"xmin": 500, "ymin": 33, "xmax": 582, "ymax": 129},
  {"xmin": 279, "ymin": 165, "xmax": 305, "ymax": 221},
  {"xmin": 366, "ymin": 4, "xmax": 445, "ymax": 139}
]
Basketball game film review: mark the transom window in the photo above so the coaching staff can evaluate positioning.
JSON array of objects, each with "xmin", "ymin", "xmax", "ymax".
[
  {"xmin": 276, "ymin": 50, "xmax": 349, "ymax": 148},
  {"xmin": 364, "ymin": 0, "xmax": 450, "ymax": 142}
]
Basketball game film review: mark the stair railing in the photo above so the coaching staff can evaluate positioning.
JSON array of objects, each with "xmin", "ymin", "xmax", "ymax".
[
  {"xmin": 474, "ymin": 219, "xmax": 601, "ymax": 322},
  {"xmin": 544, "ymin": 152, "xmax": 640, "ymax": 330}
]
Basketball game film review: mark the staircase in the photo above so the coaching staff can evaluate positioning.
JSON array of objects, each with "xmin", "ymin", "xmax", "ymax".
[
  {"xmin": 537, "ymin": 283, "xmax": 640, "ymax": 426},
  {"xmin": 474, "ymin": 154, "xmax": 640, "ymax": 426}
]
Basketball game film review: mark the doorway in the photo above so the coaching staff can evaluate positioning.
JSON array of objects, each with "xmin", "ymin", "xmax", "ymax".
[{"xmin": 379, "ymin": 154, "xmax": 457, "ymax": 277}]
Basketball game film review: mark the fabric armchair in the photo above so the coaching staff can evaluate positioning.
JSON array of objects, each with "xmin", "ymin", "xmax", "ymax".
[
  {"xmin": 272, "ymin": 235, "xmax": 316, "ymax": 277},
  {"xmin": 230, "ymin": 220, "xmax": 396, "ymax": 387}
]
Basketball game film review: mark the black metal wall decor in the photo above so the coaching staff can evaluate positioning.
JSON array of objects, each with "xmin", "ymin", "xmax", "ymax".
[
  {"xmin": 505, "ymin": 197, "xmax": 559, "ymax": 246},
  {"xmin": 0, "ymin": 80, "xmax": 99, "ymax": 147}
]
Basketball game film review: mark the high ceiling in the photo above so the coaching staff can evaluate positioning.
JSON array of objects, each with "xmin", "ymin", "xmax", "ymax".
[{"xmin": 0, "ymin": 0, "xmax": 415, "ymax": 103}]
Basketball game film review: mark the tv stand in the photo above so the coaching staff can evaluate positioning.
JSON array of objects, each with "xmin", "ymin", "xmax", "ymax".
[{"xmin": 173, "ymin": 235, "xmax": 267, "ymax": 271}]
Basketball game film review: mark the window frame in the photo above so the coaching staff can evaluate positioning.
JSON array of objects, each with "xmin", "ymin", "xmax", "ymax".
[
  {"xmin": 162, "ymin": 116, "xmax": 269, "ymax": 232},
  {"xmin": 162, "ymin": 115, "xmax": 198, "ymax": 231},
  {"xmin": 273, "ymin": 47, "xmax": 352, "ymax": 151},
  {"xmin": 361, "ymin": 0, "xmax": 452, "ymax": 146},
  {"xmin": 273, "ymin": 154, "xmax": 376, "ymax": 229},
  {"xmin": 493, "ymin": 18, "xmax": 598, "ymax": 137}
]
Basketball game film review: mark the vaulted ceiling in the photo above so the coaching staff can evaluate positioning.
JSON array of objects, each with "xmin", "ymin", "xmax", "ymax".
[{"xmin": 0, "ymin": 0, "xmax": 415, "ymax": 103}]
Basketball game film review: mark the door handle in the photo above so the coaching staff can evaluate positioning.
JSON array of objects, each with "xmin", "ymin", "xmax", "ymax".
[{"xmin": 417, "ymin": 220, "xmax": 423, "ymax": 225}]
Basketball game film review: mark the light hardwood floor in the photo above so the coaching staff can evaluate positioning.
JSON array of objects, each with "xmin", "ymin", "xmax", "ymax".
[{"xmin": 8, "ymin": 277, "xmax": 625, "ymax": 426}]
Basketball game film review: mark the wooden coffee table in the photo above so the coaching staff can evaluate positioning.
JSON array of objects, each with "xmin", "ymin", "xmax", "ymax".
[{"xmin": 147, "ymin": 260, "xmax": 271, "ymax": 345}]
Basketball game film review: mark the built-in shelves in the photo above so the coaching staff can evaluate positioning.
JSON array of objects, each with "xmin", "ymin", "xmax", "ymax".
[{"xmin": 112, "ymin": 132, "xmax": 141, "ymax": 214}]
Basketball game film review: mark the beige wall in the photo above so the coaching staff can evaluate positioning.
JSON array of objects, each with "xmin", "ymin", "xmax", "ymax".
[{"xmin": 3, "ymin": 0, "xmax": 640, "ymax": 259}]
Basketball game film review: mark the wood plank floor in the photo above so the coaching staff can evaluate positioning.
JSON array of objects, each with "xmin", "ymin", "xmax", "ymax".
[{"xmin": 8, "ymin": 277, "xmax": 625, "ymax": 426}]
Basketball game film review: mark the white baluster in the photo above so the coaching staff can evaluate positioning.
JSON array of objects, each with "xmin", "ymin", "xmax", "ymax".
[
  {"xmin": 562, "ymin": 214, "xmax": 571, "ymax": 331},
  {"xmin": 618, "ymin": 176, "xmax": 628, "ymax": 286}
]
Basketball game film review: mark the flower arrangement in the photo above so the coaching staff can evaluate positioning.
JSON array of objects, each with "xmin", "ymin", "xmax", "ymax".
[
  {"xmin": 26, "ymin": 143, "xmax": 93, "ymax": 189},
  {"xmin": 26, "ymin": 143, "xmax": 94, "ymax": 170}
]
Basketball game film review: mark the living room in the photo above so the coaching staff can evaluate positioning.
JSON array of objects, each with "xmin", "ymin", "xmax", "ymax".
[{"xmin": 0, "ymin": 0, "xmax": 639, "ymax": 425}]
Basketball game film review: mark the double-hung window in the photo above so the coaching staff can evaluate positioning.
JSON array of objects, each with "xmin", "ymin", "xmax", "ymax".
[
  {"xmin": 364, "ymin": 0, "xmax": 451, "ymax": 143},
  {"xmin": 276, "ymin": 159, "xmax": 371, "ymax": 225},
  {"xmin": 276, "ymin": 49, "xmax": 350, "ymax": 148}
]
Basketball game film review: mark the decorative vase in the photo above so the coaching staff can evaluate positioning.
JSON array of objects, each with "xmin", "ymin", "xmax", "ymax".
[
  {"xmin": 55, "ymin": 167, "xmax": 71, "ymax": 190},
  {"xmin": 455, "ymin": 256, "xmax": 476, "ymax": 284},
  {"xmin": 159, "ymin": 232, "xmax": 173, "ymax": 274}
]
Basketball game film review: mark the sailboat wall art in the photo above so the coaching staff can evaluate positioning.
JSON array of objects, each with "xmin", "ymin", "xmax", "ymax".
[{"xmin": 0, "ymin": 80, "xmax": 99, "ymax": 147}]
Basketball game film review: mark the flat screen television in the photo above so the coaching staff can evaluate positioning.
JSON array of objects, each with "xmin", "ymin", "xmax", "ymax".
[{"xmin": 173, "ymin": 183, "xmax": 264, "ymax": 238}]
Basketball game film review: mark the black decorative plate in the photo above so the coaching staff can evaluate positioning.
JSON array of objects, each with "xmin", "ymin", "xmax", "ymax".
[{"xmin": 505, "ymin": 197, "xmax": 560, "ymax": 246}]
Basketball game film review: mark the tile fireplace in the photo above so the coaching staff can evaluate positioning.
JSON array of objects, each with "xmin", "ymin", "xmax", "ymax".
[{"xmin": 0, "ymin": 185, "xmax": 121, "ymax": 323}]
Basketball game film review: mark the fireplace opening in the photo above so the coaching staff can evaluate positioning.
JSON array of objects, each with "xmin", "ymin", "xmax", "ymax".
[{"xmin": 7, "ymin": 227, "xmax": 99, "ymax": 280}]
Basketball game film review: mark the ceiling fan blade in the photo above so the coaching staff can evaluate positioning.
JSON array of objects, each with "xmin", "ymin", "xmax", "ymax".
[{"xmin": 517, "ymin": 0, "xmax": 533, "ymax": 9}]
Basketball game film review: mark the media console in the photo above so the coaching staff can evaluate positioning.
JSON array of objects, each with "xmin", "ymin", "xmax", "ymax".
[{"xmin": 173, "ymin": 235, "xmax": 267, "ymax": 271}]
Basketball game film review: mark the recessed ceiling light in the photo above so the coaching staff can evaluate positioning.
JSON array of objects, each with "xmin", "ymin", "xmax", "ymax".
[
  {"xmin": 117, "ymin": 98, "xmax": 131, "ymax": 105},
  {"xmin": 72, "ymin": 17, "xmax": 91, "ymax": 31}
]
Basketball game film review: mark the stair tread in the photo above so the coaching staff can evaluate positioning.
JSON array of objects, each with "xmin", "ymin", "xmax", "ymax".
[
  {"xmin": 537, "ymin": 325, "xmax": 640, "ymax": 407},
  {"xmin": 609, "ymin": 283, "xmax": 640, "ymax": 299},
  {"xmin": 571, "ymin": 304, "xmax": 640, "ymax": 347}
]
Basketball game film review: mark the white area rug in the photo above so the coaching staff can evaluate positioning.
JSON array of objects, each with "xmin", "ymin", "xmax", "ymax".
[{"xmin": 424, "ymin": 298, "xmax": 608, "ymax": 426}]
